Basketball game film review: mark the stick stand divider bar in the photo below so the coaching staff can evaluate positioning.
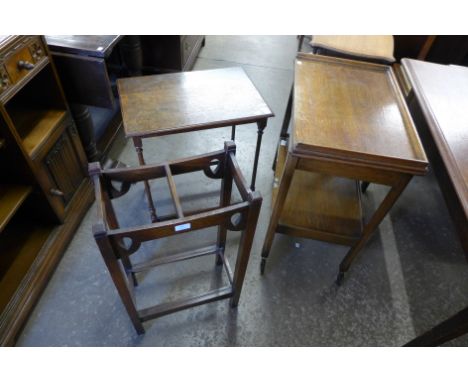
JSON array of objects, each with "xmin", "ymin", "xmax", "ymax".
[{"xmin": 164, "ymin": 163, "xmax": 184, "ymax": 218}]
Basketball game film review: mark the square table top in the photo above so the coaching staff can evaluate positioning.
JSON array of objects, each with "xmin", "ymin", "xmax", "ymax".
[
  {"xmin": 117, "ymin": 67, "xmax": 274, "ymax": 138},
  {"xmin": 402, "ymin": 58, "xmax": 468, "ymax": 215},
  {"xmin": 292, "ymin": 53, "xmax": 428, "ymax": 175}
]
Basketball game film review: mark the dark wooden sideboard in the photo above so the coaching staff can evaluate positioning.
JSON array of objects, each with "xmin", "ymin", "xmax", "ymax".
[
  {"xmin": 46, "ymin": 35, "xmax": 131, "ymax": 162},
  {"xmin": 139, "ymin": 35, "xmax": 205, "ymax": 73},
  {"xmin": 0, "ymin": 35, "xmax": 94, "ymax": 345},
  {"xmin": 45, "ymin": 35, "xmax": 205, "ymax": 163}
]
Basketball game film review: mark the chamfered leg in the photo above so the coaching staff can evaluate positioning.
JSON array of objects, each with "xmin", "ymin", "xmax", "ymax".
[
  {"xmin": 251, "ymin": 119, "xmax": 267, "ymax": 191},
  {"xmin": 230, "ymin": 192, "xmax": 263, "ymax": 307},
  {"xmin": 102, "ymin": 185, "xmax": 138, "ymax": 287},
  {"xmin": 261, "ymin": 153, "xmax": 298, "ymax": 275},
  {"xmin": 93, "ymin": 226, "xmax": 145, "ymax": 334},
  {"xmin": 336, "ymin": 175, "xmax": 412, "ymax": 285}
]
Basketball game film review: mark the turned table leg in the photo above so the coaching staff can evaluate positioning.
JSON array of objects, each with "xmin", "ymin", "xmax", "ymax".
[
  {"xmin": 251, "ymin": 119, "xmax": 267, "ymax": 191},
  {"xmin": 132, "ymin": 137, "xmax": 158, "ymax": 223},
  {"xmin": 70, "ymin": 103, "xmax": 100, "ymax": 162}
]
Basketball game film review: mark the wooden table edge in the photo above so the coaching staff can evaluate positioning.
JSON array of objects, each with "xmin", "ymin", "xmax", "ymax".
[
  {"xmin": 296, "ymin": 52, "xmax": 392, "ymax": 70},
  {"xmin": 401, "ymin": 58, "xmax": 468, "ymax": 211},
  {"xmin": 290, "ymin": 142, "xmax": 429, "ymax": 177},
  {"xmin": 293, "ymin": 54, "xmax": 429, "ymax": 173},
  {"xmin": 122, "ymin": 113, "xmax": 275, "ymax": 138}
]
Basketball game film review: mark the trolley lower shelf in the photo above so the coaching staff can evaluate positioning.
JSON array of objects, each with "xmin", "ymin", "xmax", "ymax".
[{"xmin": 273, "ymin": 144, "xmax": 363, "ymax": 246}]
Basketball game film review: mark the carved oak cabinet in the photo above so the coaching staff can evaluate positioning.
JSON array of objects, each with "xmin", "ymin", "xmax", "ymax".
[{"xmin": 0, "ymin": 35, "xmax": 94, "ymax": 345}]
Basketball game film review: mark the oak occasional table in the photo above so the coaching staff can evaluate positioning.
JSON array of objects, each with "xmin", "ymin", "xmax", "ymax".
[
  {"xmin": 401, "ymin": 59, "xmax": 468, "ymax": 346},
  {"xmin": 117, "ymin": 67, "xmax": 273, "ymax": 222},
  {"xmin": 261, "ymin": 54, "xmax": 428, "ymax": 284}
]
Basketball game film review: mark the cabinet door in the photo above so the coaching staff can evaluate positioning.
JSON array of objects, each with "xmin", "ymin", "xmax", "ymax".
[{"xmin": 37, "ymin": 121, "xmax": 87, "ymax": 221}]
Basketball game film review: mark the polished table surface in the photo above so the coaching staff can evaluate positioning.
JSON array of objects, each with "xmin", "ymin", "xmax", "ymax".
[
  {"xmin": 117, "ymin": 67, "xmax": 273, "ymax": 138},
  {"xmin": 293, "ymin": 54, "xmax": 427, "ymax": 175},
  {"xmin": 402, "ymin": 59, "xmax": 468, "ymax": 215},
  {"xmin": 401, "ymin": 58, "xmax": 468, "ymax": 346},
  {"xmin": 402, "ymin": 58, "xmax": 468, "ymax": 253}
]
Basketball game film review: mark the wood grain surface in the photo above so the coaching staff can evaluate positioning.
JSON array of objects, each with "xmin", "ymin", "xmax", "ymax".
[
  {"xmin": 402, "ymin": 58, "xmax": 468, "ymax": 253},
  {"xmin": 310, "ymin": 35, "xmax": 395, "ymax": 63},
  {"xmin": 273, "ymin": 144, "xmax": 362, "ymax": 245},
  {"xmin": 292, "ymin": 54, "xmax": 428, "ymax": 175},
  {"xmin": 403, "ymin": 59, "xmax": 468, "ymax": 208},
  {"xmin": 118, "ymin": 67, "xmax": 273, "ymax": 137}
]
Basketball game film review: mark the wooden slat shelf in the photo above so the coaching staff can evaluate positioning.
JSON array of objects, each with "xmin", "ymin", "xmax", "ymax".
[
  {"xmin": 8, "ymin": 108, "xmax": 66, "ymax": 158},
  {"xmin": 0, "ymin": 220, "xmax": 53, "ymax": 313},
  {"xmin": 0, "ymin": 185, "xmax": 32, "ymax": 233},
  {"xmin": 273, "ymin": 144, "xmax": 363, "ymax": 246}
]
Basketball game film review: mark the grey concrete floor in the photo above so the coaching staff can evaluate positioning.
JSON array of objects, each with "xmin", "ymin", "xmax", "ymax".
[{"xmin": 18, "ymin": 36, "xmax": 468, "ymax": 346}]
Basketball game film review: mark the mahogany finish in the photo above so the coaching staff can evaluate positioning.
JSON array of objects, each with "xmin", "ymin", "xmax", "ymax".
[
  {"xmin": 90, "ymin": 142, "xmax": 262, "ymax": 334},
  {"xmin": 261, "ymin": 54, "xmax": 428, "ymax": 283}
]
